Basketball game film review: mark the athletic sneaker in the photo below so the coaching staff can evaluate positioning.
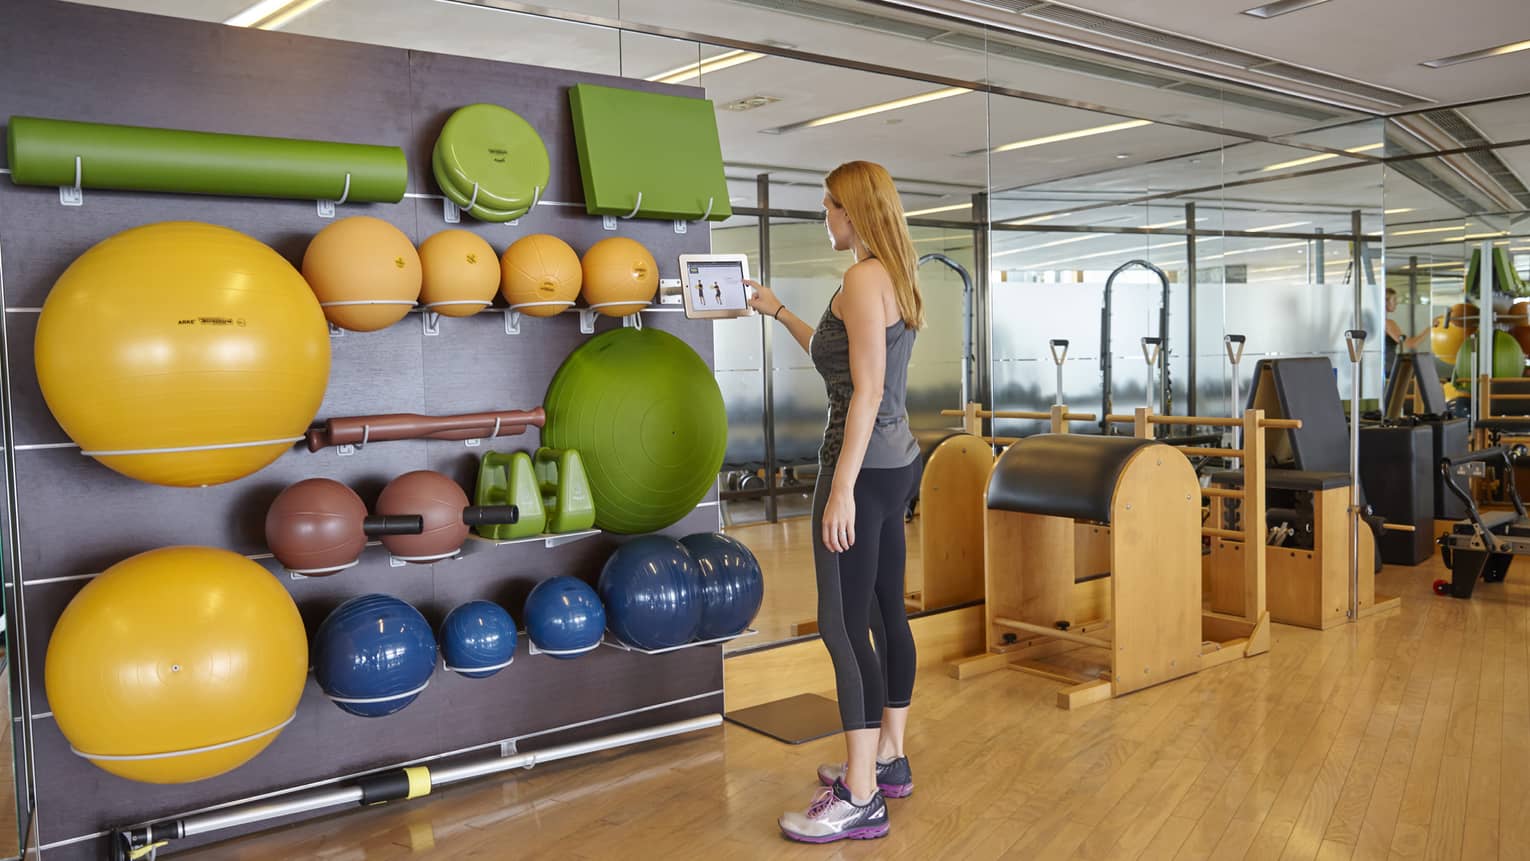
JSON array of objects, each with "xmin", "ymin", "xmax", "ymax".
[
  {"xmin": 817, "ymin": 756, "xmax": 914, "ymax": 798},
  {"xmin": 778, "ymin": 779, "xmax": 889, "ymax": 843}
]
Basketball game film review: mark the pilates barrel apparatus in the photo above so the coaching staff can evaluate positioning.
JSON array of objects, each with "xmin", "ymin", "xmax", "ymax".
[{"xmin": 972, "ymin": 434, "xmax": 1204, "ymax": 708}]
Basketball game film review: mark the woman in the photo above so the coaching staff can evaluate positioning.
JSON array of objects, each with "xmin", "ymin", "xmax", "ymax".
[
  {"xmin": 1385, "ymin": 287, "xmax": 1428, "ymax": 377},
  {"xmin": 746, "ymin": 160, "xmax": 924, "ymax": 843}
]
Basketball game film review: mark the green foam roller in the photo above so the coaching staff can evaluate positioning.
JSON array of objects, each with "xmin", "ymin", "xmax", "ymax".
[
  {"xmin": 474, "ymin": 451, "xmax": 545, "ymax": 540},
  {"xmin": 534, "ymin": 447, "xmax": 596, "ymax": 534},
  {"xmin": 6, "ymin": 116, "xmax": 407, "ymax": 203}
]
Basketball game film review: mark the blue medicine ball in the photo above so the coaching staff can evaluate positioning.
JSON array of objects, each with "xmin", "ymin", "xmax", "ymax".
[
  {"xmin": 314, "ymin": 594, "xmax": 437, "ymax": 718},
  {"xmin": 524, "ymin": 576, "xmax": 605, "ymax": 659},
  {"xmin": 440, "ymin": 600, "xmax": 518, "ymax": 679},
  {"xmin": 598, "ymin": 535, "xmax": 702, "ymax": 650},
  {"xmin": 680, "ymin": 532, "xmax": 764, "ymax": 640}
]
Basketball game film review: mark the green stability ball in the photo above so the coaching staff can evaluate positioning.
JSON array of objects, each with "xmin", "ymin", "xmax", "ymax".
[
  {"xmin": 543, "ymin": 328, "xmax": 727, "ymax": 533},
  {"xmin": 1454, "ymin": 330, "xmax": 1527, "ymax": 383}
]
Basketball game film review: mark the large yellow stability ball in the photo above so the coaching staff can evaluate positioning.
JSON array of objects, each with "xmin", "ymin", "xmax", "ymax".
[
  {"xmin": 501, "ymin": 233, "xmax": 582, "ymax": 316},
  {"xmin": 303, "ymin": 215, "xmax": 423, "ymax": 331},
  {"xmin": 419, "ymin": 229, "xmax": 498, "ymax": 318},
  {"xmin": 35, "ymin": 222, "xmax": 331, "ymax": 487},
  {"xmin": 45, "ymin": 546, "xmax": 309, "ymax": 784},
  {"xmin": 581, "ymin": 237, "xmax": 658, "ymax": 317}
]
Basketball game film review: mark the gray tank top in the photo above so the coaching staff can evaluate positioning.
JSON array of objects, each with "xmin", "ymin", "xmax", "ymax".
[{"xmin": 809, "ymin": 287, "xmax": 919, "ymax": 471}]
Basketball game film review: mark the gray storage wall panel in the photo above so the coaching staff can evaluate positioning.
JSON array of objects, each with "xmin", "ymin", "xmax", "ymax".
[{"xmin": 0, "ymin": 2, "xmax": 723, "ymax": 856}]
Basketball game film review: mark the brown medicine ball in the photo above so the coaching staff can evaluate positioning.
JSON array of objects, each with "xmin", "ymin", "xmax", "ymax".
[
  {"xmin": 265, "ymin": 478, "xmax": 369, "ymax": 575},
  {"xmin": 376, "ymin": 470, "xmax": 470, "ymax": 562}
]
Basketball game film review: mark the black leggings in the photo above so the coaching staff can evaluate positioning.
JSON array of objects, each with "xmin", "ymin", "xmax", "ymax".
[{"xmin": 812, "ymin": 459, "xmax": 922, "ymax": 731}]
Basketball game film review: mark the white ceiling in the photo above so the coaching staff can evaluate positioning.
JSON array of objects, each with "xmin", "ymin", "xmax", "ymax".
[
  {"xmin": 1041, "ymin": 0, "xmax": 1530, "ymax": 107},
  {"xmin": 56, "ymin": 0, "xmax": 1529, "ymax": 271}
]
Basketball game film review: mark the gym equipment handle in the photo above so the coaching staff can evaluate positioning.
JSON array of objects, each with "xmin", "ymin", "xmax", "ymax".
[
  {"xmin": 462, "ymin": 505, "xmax": 519, "ymax": 526},
  {"xmin": 362, "ymin": 515, "xmax": 425, "ymax": 536}
]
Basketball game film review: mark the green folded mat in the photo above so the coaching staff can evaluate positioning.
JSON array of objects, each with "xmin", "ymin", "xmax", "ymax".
[
  {"xmin": 6, "ymin": 116, "xmax": 406, "ymax": 203},
  {"xmin": 568, "ymin": 84, "xmax": 732, "ymax": 222},
  {"xmin": 432, "ymin": 145, "xmax": 526, "ymax": 223},
  {"xmin": 434, "ymin": 104, "xmax": 548, "ymax": 213},
  {"xmin": 1465, "ymin": 247, "xmax": 1527, "ymax": 297}
]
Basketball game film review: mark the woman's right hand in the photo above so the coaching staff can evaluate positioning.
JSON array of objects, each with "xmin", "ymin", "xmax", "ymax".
[{"xmin": 745, "ymin": 279, "xmax": 784, "ymax": 318}]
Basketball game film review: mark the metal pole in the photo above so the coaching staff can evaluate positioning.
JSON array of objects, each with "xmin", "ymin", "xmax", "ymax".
[
  {"xmin": 1186, "ymin": 201, "xmax": 1198, "ymax": 416},
  {"xmin": 1315, "ymin": 227, "xmax": 1326, "ymax": 284},
  {"xmin": 1142, "ymin": 337, "xmax": 1162, "ymax": 415},
  {"xmin": 1351, "ymin": 211, "xmax": 1365, "ymax": 335},
  {"xmin": 123, "ymin": 715, "xmax": 723, "ymax": 849},
  {"xmin": 1225, "ymin": 334, "xmax": 1246, "ymax": 461},
  {"xmin": 756, "ymin": 173, "xmax": 777, "ymax": 523},
  {"xmin": 972, "ymin": 191, "xmax": 992, "ymax": 436},
  {"xmin": 1478, "ymin": 239, "xmax": 1496, "ymax": 424},
  {"xmin": 1408, "ymin": 255, "xmax": 1419, "ymax": 338},
  {"xmin": 1345, "ymin": 329, "xmax": 1365, "ymax": 620}
]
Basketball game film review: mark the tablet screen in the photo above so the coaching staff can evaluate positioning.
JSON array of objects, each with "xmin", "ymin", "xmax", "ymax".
[{"xmin": 685, "ymin": 260, "xmax": 749, "ymax": 312}]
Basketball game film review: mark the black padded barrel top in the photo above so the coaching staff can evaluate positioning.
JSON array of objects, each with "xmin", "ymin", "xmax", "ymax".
[{"xmin": 986, "ymin": 434, "xmax": 1162, "ymax": 523}]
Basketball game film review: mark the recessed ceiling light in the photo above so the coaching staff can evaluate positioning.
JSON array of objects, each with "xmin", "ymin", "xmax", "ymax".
[
  {"xmin": 764, "ymin": 87, "xmax": 972, "ymax": 133},
  {"xmin": 1260, "ymin": 142, "xmax": 1383, "ymax": 172},
  {"xmin": 225, "ymin": 0, "xmax": 330, "ymax": 28},
  {"xmin": 648, "ymin": 50, "xmax": 765, "ymax": 85},
  {"xmin": 1247, "ymin": 220, "xmax": 1311, "ymax": 232},
  {"xmin": 720, "ymin": 95, "xmax": 781, "ymax": 112},
  {"xmin": 990, "ymin": 119, "xmax": 1153, "ymax": 154},
  {"xmin": 1391, "ymin": 225, "xmax": 1470, "ymax": 237},
  {"xmin": 1384, "ymin": 207, "xmax": 1415, "ymax": 215},
  {"xmin": 1241, "ymin": 0, "xmax": 1332, "ymax": 19},
  {"xmin": 905, "ymin": 202, "xmax": 971, "ymax": 217},
  {"xmin": 1422, "ymin": 39, "xmax": 1530, "ymax": 69},
  {"xmin": 1002, "ymin": 213, "xmax": 1062, "ymax": 226},
  {"xmin": 1115, "ymin": 153, "xmax": 1131, "ymax": 159}
]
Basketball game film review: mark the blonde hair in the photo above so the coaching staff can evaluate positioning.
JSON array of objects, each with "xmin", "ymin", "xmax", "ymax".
[{"xmin": 825, "ymin": 160, "xmax": 925, "ymax": 330}]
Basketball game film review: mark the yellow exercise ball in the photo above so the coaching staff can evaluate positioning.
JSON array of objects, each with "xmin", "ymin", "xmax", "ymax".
[
  {"xmin": 581, "ymin": 237, "xmax": 657, "ymax": 317},
  {"xmin": 1431, "ymin": 321, "xmax": 1465, "ymax": 365},
  {"xmin": 45, "ymin": 546, "xmax": 308, "ymax": 784},
  {"xmin": 35, "ymin": 222, "xmax": 330, "ymax": 487},
  {"xmin": 500, "ymin": 234, "xmax": 582, "ymax": 317},
  {"xmin": 302, "ymin": 216, "xmax": 422, "ymax": 331},
  {"xmin": 419, "ymin": 230, "xmax": 498, "ymax": 318}
]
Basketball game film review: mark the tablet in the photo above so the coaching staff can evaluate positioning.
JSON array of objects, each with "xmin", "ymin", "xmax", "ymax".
[{"xmin": 678, "ymin": 254, "xmax": 756, "ymax": 319}]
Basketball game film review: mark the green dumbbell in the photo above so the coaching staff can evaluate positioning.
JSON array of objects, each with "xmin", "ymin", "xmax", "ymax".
[
  {"xmin": 474, "ymin": 451, "xmax": 546, "ymax": 539},
  {"xmin": 534, "ymin": 447, "xmax": 596, "ymax": 534}
]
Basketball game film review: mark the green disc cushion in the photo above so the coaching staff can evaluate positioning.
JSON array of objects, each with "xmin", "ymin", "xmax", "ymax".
[{"xmin": 434, "ymin": 104, "xmax": 549, "ymax": 214}]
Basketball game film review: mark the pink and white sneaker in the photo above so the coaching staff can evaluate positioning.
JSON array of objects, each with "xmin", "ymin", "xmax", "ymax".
[{"xmin": 778, "ymin": 779, "xmax": 890, "ymax": 843}]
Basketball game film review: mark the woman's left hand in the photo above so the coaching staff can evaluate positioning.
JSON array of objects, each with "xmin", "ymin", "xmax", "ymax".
[{"xmin": 822, "ymin": 487, "xmax": 856, "ymax": 553}]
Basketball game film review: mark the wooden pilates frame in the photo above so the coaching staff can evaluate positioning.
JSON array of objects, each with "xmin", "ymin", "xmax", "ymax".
[{"xmin": 948, "ymin": 406, "xmax": 1283, "ymax": 710}]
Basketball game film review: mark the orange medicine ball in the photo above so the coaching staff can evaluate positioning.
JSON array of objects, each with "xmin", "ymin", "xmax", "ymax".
[
  {"xmin": 500, "ymin": 234, "xmax": 582, "ymax": 317},
  {"xmin": 419, "ymin": 230, "xmax": 499, "ymax": 318},
  {"xmin": 302, "ymin": 216, "xmax": 422, "ymax": 331},
  {"xmin": 581, "ymin": 237, "xmax": 657, "ymax": 317}
]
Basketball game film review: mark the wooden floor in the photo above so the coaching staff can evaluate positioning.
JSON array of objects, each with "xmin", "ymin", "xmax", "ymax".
[{"xmin": 186, "ymin": 551, "xmax": 1530, "ymax": 860}]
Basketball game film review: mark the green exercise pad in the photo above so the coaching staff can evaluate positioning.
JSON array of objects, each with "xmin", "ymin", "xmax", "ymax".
[
  {"xmin": 475, "ymin": 451, "xmax": 545, "ymax": 540},
  {"xmin": 6, "ymin": 116, "xmax": 406, "ymax": 203},
  {"xmin": 432, "ymin": 145, "xmax": 526, "ymax": 223},
  {"xmin": 434, "ymin": 104, "xmax": 549, "ymax": 213},
  {"xmin": 543, "ymin": 328, "xmax": 727, "ymax": 534},
  {"xmin": 534, "ymin": 447, "xmax": 596, "ymax": 534},
  {"xmin": 568, "ymin": 84, "xmax": 732, "ymax": 222}
]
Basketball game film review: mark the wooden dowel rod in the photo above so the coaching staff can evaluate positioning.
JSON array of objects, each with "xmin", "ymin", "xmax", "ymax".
[
  {"xmin": 939, "ymin": 409, "xmax": 1097, "ymax": 421},
  {"xmin": 1202, "ymin": 527, "xmax": 1243, "ymax": 539},
  {"xmin": 1173, "ymin": 446, "xmax": 1244, "ymax": 458},
  {"xmin": 993, "ymin": 617, "xmax": 1111, "ymax": 649},
  {"xmin": 1381, "ymin": 523, "xmax": 1417, "ymax": 533},
  {"xmin": 1492, "ymin": 394, "xmax": 1530, "ymax": 401},
  {"xmin": 1202, "ymin": 487, "xmax": 1244, "ymax": 499},
  {"xmin": 1100, "ymin": 414, "xmax": 1299, "ymax": 429}
]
